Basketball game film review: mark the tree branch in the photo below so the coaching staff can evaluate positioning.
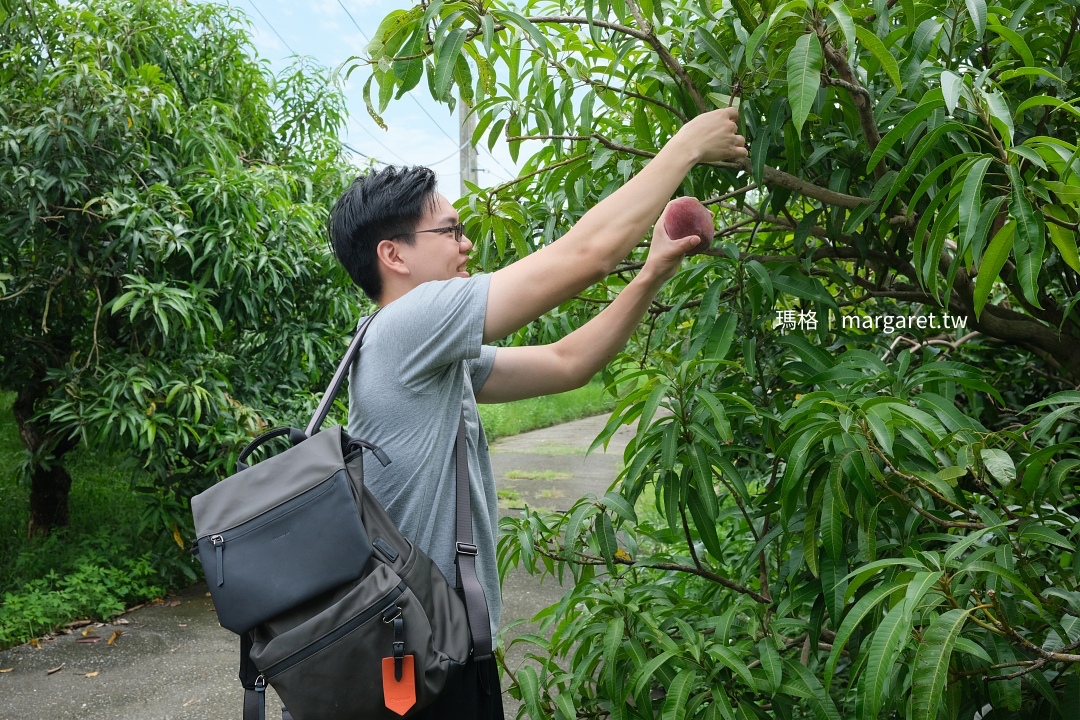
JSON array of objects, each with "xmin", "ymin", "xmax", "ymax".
[
  {"xmin": 491, "ymin": 152, "xmax": 588, "ymax": 195},
  {"xmin": 536, "ymin": 544, "xmax": 772, "ymax": 603},
  {"xmin": 509, "ymin": 136, "xmax": 871, "ymax": 208}
]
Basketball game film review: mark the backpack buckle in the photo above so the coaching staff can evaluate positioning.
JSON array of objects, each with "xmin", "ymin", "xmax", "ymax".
[{"xmin": 456, "ymin": 542, "xmax": 478, "ymax": 556}]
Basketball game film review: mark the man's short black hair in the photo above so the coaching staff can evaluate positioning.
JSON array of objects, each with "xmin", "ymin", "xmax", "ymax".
[{"xmin": 328, "ymin": 165, "xmax": 440, "ymax": 301}]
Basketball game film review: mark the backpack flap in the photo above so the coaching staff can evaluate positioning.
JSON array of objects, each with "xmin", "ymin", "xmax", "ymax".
[{"xmin": 191, "ymin": 426, "xmax": 373, "ymax": 634}]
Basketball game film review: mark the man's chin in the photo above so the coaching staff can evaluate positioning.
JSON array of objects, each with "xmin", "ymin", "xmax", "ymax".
[{"xmin": 457, "ymin": 270, "xmax": 470, "ymax": 278}]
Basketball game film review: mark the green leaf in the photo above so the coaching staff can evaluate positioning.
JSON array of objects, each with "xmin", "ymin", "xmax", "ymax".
[
  {"xmin": 942, "ymin": 522, "xmax": 1010, "ymax": 566},
  {"xmin": 604, "ymin": 616, "xmax": 626, "ymax": 672},
  {"xmin": 969, "ymin": 195, "xmax": 1008, "ymax": 266},
  {"xmin": 941, "ymin": 70, "xmax": 962, "ymax": 115},
  {"xmin": 1018, "ymin": 524, "xmax": 1074, "ymax": 551},
  {"xmin": 826, "ymin": 579, "xmax": 907, "ymax": 688},
  {"xmin": 981, "ymin": 88, "xmax": 1015, "ymax": 146},
  {"xmin": 632, "ymin": 651, "xmax": 675, "ymax": 697},
  {"xmin": 827, "ymin": 2, "xmax": 856, "ymax": 50},
  {"xmin": 662, "ymin": 669, "xmax": 697, "ymax": 720},
  {"xmin": 1045, "ymin": 206, "xmax": 1080, "ymax": 273},
  {"xmin": 821, "ymin": 480, "xmax": 843, "ymax": 564},
  {"xmin": 987, "ymin": 22, "xmax": 1034, "ymax": 66},
  {"xmin": 959, "ymin": 157, "xmax": 993, "ymax": 252},
  {"xmin": 905, "ymin": 571, "xmax": 945, "ymax": 615},
  {"xmin": 953, "ymin": 637, "xmax": 992, "ymax": 663},
  {"xmin": 707, "ymin": 644, "xmax": 757, "ymax": 689},
  {"xmin": 696, "ymin": 27, "xmax": 730, "ymax": 64},
  {"xmin": 596, "ymin": 512, "xmax": 618, "ymax": 568},
  {"xmin": 911, "ymin": 609, "xmax": 970, "ymax": 720},
  {"xmin": 1008, "ymin": 165, "xmax": 1045, "ymax": 307},
  {"xmin": 859, "ymin": 601, "xmax": 912, "ymax": 720},
  {"xmin": 964, "ymin": 0, "xmax": 986, "ymax": 39},
  {"xmin": 957, "ymin": 561, "xmax": 1041, "ymax": 605},
  {"xmin": 603, "ymin": 490, "xmax": 638, "ymax": 524},
  {"xmin": 783, "ymin": 660, "xmax": 842, "ymax": 720},
  {"xmin": 973, "ymin": 221, "xmax": 1015, "ymax": 319},
  {"xmin": 758, "ymin": 638, "xmax": 782, "ymax": 693},
  {"xmin": 518, "ymin": 665, "xmax": 544, "ymax": 720},
  {"xmin": 434, "ymin": 27, "xmax": 467, "ymax": 100},
  {"xmin": 787, "ymin": 32, "xmax": 823, "ymax": 137},
  {"xmin": 110, "ymin": 290, "xmax": 139, "ymax": 314},
  {"xmin": 866, "ymin": 99, "xmax": 944, "ymax": 172},
  {"xmin": 856, "ymin": 25, "xmax": 902, "ymax": 92},
  {"xmin": 980, "ymin": 448, "xmax": 1016, "ymax": 485},
  {"xmin": 688, "ymin": 485, "xmax": 724, "ymax": 561}
]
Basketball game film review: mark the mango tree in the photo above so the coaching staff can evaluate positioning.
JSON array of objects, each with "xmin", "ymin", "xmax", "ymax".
[
  {"xmin": 357, "ymin": 0, "xmax": 1080, "ymax": 716},
  {"xmin": 0, "ymin": 0, "xmax": 361, "ymax": 537}
]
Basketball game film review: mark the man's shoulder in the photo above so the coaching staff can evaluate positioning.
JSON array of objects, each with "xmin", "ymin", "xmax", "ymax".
[{"xmin": 389, "ymin": 274, "xmax": 490, "ymax": 312}]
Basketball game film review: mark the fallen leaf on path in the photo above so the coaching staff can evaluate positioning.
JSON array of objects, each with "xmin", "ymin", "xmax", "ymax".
[
  {"xmin": 28, "ymin": 639, "xmax": 41, "ymax": 649},
  {"xmin": 66, "ymin": 620, "xmax": 93, "ymax": 629},
  {"xmin": 115, "ymin": 618, "xmax": 130, "ymax": 625},
  {"xmin": 178, "ymin": 624, "xmax": 187, "ymax": 627},
  {"xmin": 84, "ymin": 672, "xmax": 99, "ymax": 678},
  {"xmin": 75, "ymin": 637, "xmax": 101, "ymax": 644},
  {"xmin": 1, "ymin": 667, "xmax": 14, "ymax": 673},
  {"xmin": 81, "ymin": 627, "xmax": 96, "ymax": 637},
  {"xmin": 46, "ymin": 664, "xmax": 64, "ymax": 675},
  {"xmin": 107, "ymin": 631, "xmax": 122, "ymax": 646},
  {"xmin": 167, "ymin": 600, "xmax": 181, "ymax": 607}
]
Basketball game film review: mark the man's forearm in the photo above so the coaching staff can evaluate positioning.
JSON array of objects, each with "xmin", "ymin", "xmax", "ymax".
[
  {"xmin": 552, "ymin": 268, "xmax": 668, "ymax": 385},
  {"xmin": 556, "ymin": 142, "xmax": 699, "ymax": 273}
]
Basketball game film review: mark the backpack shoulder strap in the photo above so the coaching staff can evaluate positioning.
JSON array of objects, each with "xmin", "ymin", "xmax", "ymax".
[{"xmin": 454, "ymin": 411, "xmax": 493, "ymax": 660}]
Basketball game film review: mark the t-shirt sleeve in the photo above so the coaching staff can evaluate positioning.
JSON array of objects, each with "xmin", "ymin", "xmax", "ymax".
[
  {"xmin": 468, "ymin": 345, "xmax": 498, "ymax": 392},
  {"xmin": 376, "ymin": 274, "xmax": 491, "ymax": 391}
]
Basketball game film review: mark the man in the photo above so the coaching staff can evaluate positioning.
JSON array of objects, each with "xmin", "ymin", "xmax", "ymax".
[{"xmin": 327, "ymin": 106, "xmax": 746, "ymax": 718}]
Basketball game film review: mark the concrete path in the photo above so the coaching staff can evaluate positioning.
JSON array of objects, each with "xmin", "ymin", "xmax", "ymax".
[{"xmin": 0, "ymin": 414, "xmax": 635, "ymax": 720}]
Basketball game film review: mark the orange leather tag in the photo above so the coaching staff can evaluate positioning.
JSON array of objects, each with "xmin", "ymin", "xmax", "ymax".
[{"xmin": 382, "ymin": 655, "xmax": 417, "ymax": 716}]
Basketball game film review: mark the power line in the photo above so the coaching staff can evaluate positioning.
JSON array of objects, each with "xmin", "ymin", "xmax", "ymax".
[
  {"xmin": 347, "ymin": 117, "xmax": 412, "ymax": 165},
  {"xmin": 244, "ymin": 0, "xmax": 297, "ymax": 56}
]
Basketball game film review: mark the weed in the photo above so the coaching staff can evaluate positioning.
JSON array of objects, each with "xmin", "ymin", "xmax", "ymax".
[
  {"xmin": 478, "ymin": 379, "xmax": 614, "ymax": 442},
  {"xmin": 505, "ymin": 470, "xmax": 572, "ymax": 481}
]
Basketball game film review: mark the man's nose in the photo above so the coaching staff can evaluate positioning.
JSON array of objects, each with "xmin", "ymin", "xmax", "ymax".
[{"xmin": 460, "ymin": 234, "xmax": 474, "ymax": 252}]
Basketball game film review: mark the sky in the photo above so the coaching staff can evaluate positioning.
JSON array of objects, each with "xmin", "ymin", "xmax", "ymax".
[{"xmin": 226, "ymin": 0, "xmax": 524, "ymax": 201}]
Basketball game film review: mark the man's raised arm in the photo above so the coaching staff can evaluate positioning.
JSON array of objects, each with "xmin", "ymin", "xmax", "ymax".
[{"xmin": 482, "ymin": 106, "xmax": 746, "ymax": 344}]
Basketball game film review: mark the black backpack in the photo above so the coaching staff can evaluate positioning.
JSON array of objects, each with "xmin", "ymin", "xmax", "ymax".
[{"xmin": 191, "ymin": 315, "xmax": 492, "ymax": 719}]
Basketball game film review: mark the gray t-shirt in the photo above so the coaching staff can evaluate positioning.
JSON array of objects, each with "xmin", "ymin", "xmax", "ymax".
[{"xmin": 346, "ymin": 274, "xmax": 500, "ymax": 642}]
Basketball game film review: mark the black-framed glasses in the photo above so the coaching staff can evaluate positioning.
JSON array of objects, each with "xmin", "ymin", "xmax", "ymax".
[{"xmin": 394, "ymin": 222, "xmax": 465, "ymax": 242}]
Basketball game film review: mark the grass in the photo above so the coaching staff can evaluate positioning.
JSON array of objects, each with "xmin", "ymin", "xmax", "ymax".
[
  {"xmin": 505, "ymin": 470, "xmax": 572, "ymax": 481},
  {"xmin": 0, "ymin": 392, "xmax": 191, "ymax": 650},
  {"xmin": 491, "ymin": 442, "xmax": 586, "ymax": 455},
  {"xmin": 478, "ymin": 378, "xmax": 615, "ymax": 442}
]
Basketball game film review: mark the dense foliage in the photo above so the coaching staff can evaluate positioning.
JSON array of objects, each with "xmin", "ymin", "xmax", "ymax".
[
  {"xmin": 0, "ymin": 0, "xmax": 362, "ymax": 537},
  {"xmin": 358, "ymin": 0, "xmax": 1080, "ymax": 717}
]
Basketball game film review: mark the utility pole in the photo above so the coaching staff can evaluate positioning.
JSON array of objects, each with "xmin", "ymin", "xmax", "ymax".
[{"xmin": 459, "ymin": 95, "xmax": 478, "ymax": 196}]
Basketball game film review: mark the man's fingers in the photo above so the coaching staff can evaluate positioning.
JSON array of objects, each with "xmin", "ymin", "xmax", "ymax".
[{"xmin": 675, "ymin": 235, "xmax": 702, "ymax": 254}]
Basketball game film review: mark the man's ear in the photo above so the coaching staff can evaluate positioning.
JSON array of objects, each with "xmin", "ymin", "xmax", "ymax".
[{"xmin": 376, "ymin": 239, "xmax": 410, "ymax": 278}]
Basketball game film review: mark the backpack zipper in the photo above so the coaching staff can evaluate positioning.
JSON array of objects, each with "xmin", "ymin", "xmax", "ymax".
[{"xmin": 261, "ymin": 581, "xmax": 408, "ymax": 681}]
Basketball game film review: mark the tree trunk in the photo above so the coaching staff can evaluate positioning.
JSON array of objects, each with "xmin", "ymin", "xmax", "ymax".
[
  {"xmin": 27, "ymin": 464, "xmax": 72, "ymax": 536},
  {"xmin": 13, "ymin": 382, "xmax": 77, "ymax": 537}
]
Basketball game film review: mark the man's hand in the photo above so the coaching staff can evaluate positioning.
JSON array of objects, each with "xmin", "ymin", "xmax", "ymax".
[
  {"xmin": 643, "ymin": 201, "xmax": 705, "ymax": 282},
  {"xmin": 669, "ymin": 107, "xmax": 747, "ymax": 164}
]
